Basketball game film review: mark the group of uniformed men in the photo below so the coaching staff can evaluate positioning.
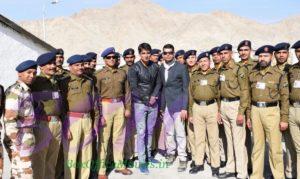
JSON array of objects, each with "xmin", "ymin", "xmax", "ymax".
[{"xmin": 0, "ymin": 40, "xmax": 300, "ymax": 179}]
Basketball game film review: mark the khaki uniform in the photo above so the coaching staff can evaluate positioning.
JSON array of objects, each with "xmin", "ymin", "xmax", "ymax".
[
  {"xmin": 56, "ymin": 67, "xmax": 69, "ymax": 80},
  {"xmin": 219, "ymin": 59, "xmax": 249, "ymax": 178},
  {"xmin": 287, "ymin": 63, "xmax": 300, "ymax": 179},
  {"xmin": 54, "ymin": 67, "xmax": 69, "ymax": 179},
  {"xmin": 83, "ymin": 70, "xmax": 99, "ymax": 176},
  {"xmin": 213, "ymin": 62, "xmax": 223, "ymax": 73},
  {"xmin": 120, "ymin": 64, "xmax": 130, "ymax": 73},
  {"xmin": 60, "ymin": 73, "xmax": 99, "ymax": 179},
  {"xmin": 213, "ymin": 62, "xmax": 226, "ymax": 163},
  {"xmin": 3, "ymin": 81, "xmax": 36, "ymax": 178},
  {"xmin": 186, "ymin": 66, "xmax": 198, "ymax": 162},
  {"xmin": 120, "ymin": 64, "xmax": 136, "ymax": 161},
  {"xmin": 275, "ymin": 63, "xmax": 297, "ymax": 178},
  {"xmin": 96, "ymin": 66, "xmax": 131, "ymax": 175},
  {"xmin": 30, "ymin": 73, "xmax": 63, "ymax": 179},
  {"xmin": 249, "ymin": 66, "xmax": 289, "ymax": 179},
  {"xmin": 238, "ymin": 58, "xmax": 258, "ymax": 170},
  {"xmin": 189, "ymin": 69, "xmax": 220, "ymax": 168}
]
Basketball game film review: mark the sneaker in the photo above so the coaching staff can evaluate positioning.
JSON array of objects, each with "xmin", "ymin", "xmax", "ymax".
[
  {"xmin": 147, "ymin": 157, "xmax": 160, "ymax": 164},
  {"xmin": 189, "ymin": 165, "xmax": 204, "ymax": 174},
  {"xmin": 177, "ymin": 160, "xmax": 187, "ymax": 172},
  {"xmin": 139, "ymin": 163, "xmax": 149, "ymax": 175}
]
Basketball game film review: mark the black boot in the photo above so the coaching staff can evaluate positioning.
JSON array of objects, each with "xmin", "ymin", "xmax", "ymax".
[
  {"xmin": 190, "ymin": 161, "xmax": 195, "ymax": 168},
  {"xmin": 189, "ymin": 165, "xmax": 204, "ymax": 174},
  {"xmin": 211, "ymin": 167, "xmax": 220, "ymax": 177}
]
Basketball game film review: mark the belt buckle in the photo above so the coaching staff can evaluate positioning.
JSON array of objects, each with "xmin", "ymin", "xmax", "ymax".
[
  {"xmin": 294, "ymin": 102, "xmax": 300, "ymax": 108},
  {"xmin": 49, "ymin": 116, "xmax": 58, "ymax": 122},
  {"xmin": 257, "ymin": 102, "xmax": 267, "ymax": 107},
  {"xmin": 112, "ymin": 98, "xmax": 117, "ymax": 103},
  {"xmin": 199, "ymin": 101, "xmax": 207, "ymax": 106}
]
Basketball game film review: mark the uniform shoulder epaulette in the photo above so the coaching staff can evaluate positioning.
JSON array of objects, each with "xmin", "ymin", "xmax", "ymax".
[
  {"xmin": 82, "ymin": 74, "xmax": 93, "ymax": 81},
  {"xmin": 57, "ymin": 75, "xmax": 71, "ymax": 82},
  {"xmin": 119, "ymin": 64, "xmax": 126, "ymax": 69},
  {"xmin": 119, "ymin": 68, "xmax": 127, "ymax": 73},
  {"xmin": 95, "ymin": 68, "xmax": 104, "ymax": 75},
  {"xmin": 272, "ymin": 66, "xmax": 285, "ymax": 75}
]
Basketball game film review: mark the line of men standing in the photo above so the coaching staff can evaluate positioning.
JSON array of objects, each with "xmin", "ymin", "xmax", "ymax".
[{"xmin": 0, "ymin": 40, "xmax": 299, "ymax": 179}]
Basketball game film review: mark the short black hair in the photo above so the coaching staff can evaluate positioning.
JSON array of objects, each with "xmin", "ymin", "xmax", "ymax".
[
  {"xmin": 138, "ymin": 43, "xmax": 152, "ymax": 54},
  {"xmin": 163, "ymin": 44, "xmax": 175, "ymax": 52}
]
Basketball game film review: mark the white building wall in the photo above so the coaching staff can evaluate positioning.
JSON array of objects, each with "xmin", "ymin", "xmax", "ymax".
[{"xmin": 0, "ymin": 22, "xmax": 51, "ymax": 88}]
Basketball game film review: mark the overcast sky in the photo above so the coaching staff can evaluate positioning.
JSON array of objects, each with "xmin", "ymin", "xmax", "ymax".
[{"xmin": 0, "ymin": 0, "xmax": 299, "ymax": 23}]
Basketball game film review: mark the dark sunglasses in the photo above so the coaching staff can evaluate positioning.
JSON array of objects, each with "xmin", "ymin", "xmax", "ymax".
[
  {"xmin": 163, "ymin": 51, "xmax": 174, "ymax": 55},
  {"xmin": 106, "ymin": 56, "xmax": 116, "ymax": 60}
]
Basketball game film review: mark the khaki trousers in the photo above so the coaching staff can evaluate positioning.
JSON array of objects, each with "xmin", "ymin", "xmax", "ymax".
[
  {"xmin": 289, "ymin": 106, "xmax": 300, "ymax": 179},
  {"xmin": 250, "ymin": 105, "xmax": 284, "ymax": 179},
  {"xmin": 221, "ymin": 100, "xmax": 248, "ymax": 178},
  {"xmin": 98, "ymin": 101, "xmax": 126, "ymax": 175},
  {"xmin": 32, "ymin": 119, "xmax": 62, "ymax": 179},
  {"xmin": 193, "ymin": 102, "xmax": 220, "ymax": 168},
  {"xmin": 64, "ymin": 113, "xmax": 93, "ymax": 179}
]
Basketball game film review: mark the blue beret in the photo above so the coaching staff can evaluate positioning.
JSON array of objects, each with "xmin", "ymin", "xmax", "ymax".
[
  {"xmin": 82, "ymin": 55, "xmax": 92, "ymax": 62},
  {"xmin": 86, "ymin": 52, "xmax": 97, "ymax": 59},
  {"xmin": 55, "ymin": 48, "xmax": 64, "ymax": 55},
  {"xmin": 218, "ymin": 44, "xmax": 232, "ymax": 52},
  {"xmin": 151, "ymin": 49, "xmax": 161, "ymax": 55},
  {"xmin": 184, "ymin": 50, "xmax": 197, "ymax": 60},
  {"xmin": 16, "ymin": 60, "xmax": 37, "ymax": 72},
  {"xmin": 175, "ymin": 50, "xmax": 185, "ymax": 58},
  {"xmin": 101, "ymin": 47, "xmax": 115, "ymax": 58},
  {"xmin": 238, "ymin": 40, "xmax": 251, "ymax": 50},
  {"xmin": 255, "ymin": 45, "xmax": 275, "ymax": 56},
  {"xmin": 209, "ymin": 46, "xmax": 219, "ymax": 55},
  {"xmin": 123, "ymin": 48, "xmax": 135, "ymax": 57},
  {"xmin": 292, "ymin": 40, "xmax": 300, "ymax": 49},
  {"xmin": 274, "ymin": 42, "xmax": 290, "ymax": 51},
  {"xmin": 36, "ymin": 52, "xmax": 56, "ymax": 66},
  {"xmin": 197, "ymin": 51, "xmax": 210, "ymax": 61},
  {"xmin": 67, "ymin": 54, "xmax": 84, "ymax": 65}
]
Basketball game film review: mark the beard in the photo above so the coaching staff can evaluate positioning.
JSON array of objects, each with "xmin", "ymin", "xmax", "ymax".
[
  {"xmin": 259, "ymin": 61, "xmax": 271, "ymax": 68},
  {"xmin": 126, "ymin": 61, "xmax": 134, "ymax": 66}
]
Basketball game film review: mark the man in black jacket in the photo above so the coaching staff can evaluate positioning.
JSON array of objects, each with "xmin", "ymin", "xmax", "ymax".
[
  {"xmin": 128, "ymin": 43, "xmax": 161, "ymax": 174},
  {"xmin": 158, "ymin": 44, "xmax": 190, "ymax": 172}
]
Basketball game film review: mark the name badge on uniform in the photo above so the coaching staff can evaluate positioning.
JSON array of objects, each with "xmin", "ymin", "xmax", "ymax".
[
  {"xmin": 220, "ymin": 75, "xmax": 225, "ymax": 82},
  {"xmin": 200, "ymin": 80, "xmax": 208, "ymax": 86},
  {"xmin": 256, "ymin": 82, "xmax": 266, "ymax": 89},
  {"xmin": 52, "ymin": 92, "xmax": 60, "ymax": 99},
  {"xmin": 294, "ymin": 80, "xmax": 300, "ymax": 88}
]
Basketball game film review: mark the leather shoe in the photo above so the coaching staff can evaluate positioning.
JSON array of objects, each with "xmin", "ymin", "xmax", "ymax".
[
  {"xmin": 189, "ymin": 165, "xmax": 204, "ymax": 174},
  {"xmin": 98, "ymin": 175, "xmax": 108, "ymax": 179},
  {"xmin": 115, "ymin": 168, "xmax": 133, "ymax": 175}
]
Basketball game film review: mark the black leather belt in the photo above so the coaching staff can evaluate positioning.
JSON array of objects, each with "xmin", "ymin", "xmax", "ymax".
[
  {"xmin": 221, "ymin": 97, "xmax": 240, "ymax": 102},
  {"xmin": 194, "ymin": 99, "xmax": 216, "ymax": 106},
  {"xmin": 290, "ymin": 100, "xmax": 300, "ymax": 108},
  {"xmin": 252, "ymin": 101, "xmax": 278, "ymax": 108}
]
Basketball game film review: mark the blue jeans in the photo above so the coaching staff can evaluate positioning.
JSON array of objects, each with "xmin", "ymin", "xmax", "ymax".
[{"xmin": 134, "ymin": 102, "xmax": 158, "ymax": 163}]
